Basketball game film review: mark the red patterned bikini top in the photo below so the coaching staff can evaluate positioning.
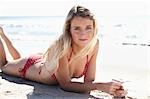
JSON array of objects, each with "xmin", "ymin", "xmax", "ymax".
[
  {"xmin": 68, "ymin": 48, "xmax": 90, "ymax": 78},
  {"xmin": 51, "ymin": 48, "xmax": 90, "ymax": 80}
]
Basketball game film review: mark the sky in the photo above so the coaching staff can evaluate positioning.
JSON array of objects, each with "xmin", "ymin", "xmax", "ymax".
[{"xmin": 0, "ymin": 0, "xmax": 149, "ymax": 17}]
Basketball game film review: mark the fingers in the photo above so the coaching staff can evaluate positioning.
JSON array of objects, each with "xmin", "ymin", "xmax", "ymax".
[
  {"xmin": 112, "ymin": 81, "xmax": 123, "ymax": 90},
  {"xmin": 103, "ymin": 81, "xmax": 126, "ymax": 97},
  {"xmin": 107, "ymin": 82, "xmax": 119, "ymax": 95},
  {"xmin": 114, "ymin": 89, "xmax": 126, "ymax": 96},
  {"xmin": 109, "ymin": 82, "xmax": 126, "ymax": 97}
]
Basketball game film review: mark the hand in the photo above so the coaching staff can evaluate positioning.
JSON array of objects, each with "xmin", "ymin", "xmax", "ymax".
[
  {"xmin": 112, "ymin": 79, "xmax": 127, "ymax": 97},
  {"xmin": 114, "ymin": 87, "xmax": 127, "ymax": 97},
  {"xmin": 102, "ymin": 82, "xmax": 123, "ymax": 96}
]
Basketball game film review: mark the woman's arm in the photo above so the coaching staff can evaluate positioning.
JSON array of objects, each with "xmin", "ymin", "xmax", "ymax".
[
  {"xmin": 56, "ymin": 60, "xmax": 121, "ymax": 94},
  {"xmin": 55, "ymin": 40, "xmax": 122, "ymax": 95},
  {"xmin": 56, "ymin": 61, "xmax": 123, "ymax": 95},
  {"xmin": 84, "ymin": 39, "xmax": 99, "ymax": 83},
  {"xmin": 54, "ymin": 41, "xmax": 125, "ymax": 97},
  {"xmin": 0, "ymin": 27, "xmax": 21, "ymax": 59},
  {"xmin": 55, "ymin": 53, "xmax": 97, "ymax": 93}
]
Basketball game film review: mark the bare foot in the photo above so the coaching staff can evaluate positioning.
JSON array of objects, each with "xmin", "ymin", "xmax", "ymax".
[{"xmin": 0, "ymin": 27, "xmax": 4, "ymax": 37}]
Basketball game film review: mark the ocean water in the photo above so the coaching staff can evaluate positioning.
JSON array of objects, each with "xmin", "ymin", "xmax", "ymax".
[
  {"xmin": 0, "ymin": 16, "xmax": 150, "ymax": 98},
  {"xmin": 0, "ymin": 16, "xmax": 149, "ymax": 69},
  {"xmin": 0, "ymin": 16, "xmax": 64, "ymax": 55}
]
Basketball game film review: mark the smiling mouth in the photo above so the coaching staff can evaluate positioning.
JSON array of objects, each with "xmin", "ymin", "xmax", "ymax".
[{"xmin": 79, "ymin": 39, "xmax": 88, "ymax": 41}]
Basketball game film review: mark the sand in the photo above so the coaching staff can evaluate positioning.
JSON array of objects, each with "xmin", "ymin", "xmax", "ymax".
[
  {"xmin": 1, "ymin": 68, "xmax": 150, "ymax": 99},
  {"xmin": 0, "ymin": 38, "xmax": 150, "ymax": 99},
  {"xmin": 0, "ymin": 69, "xmax": 115, "ymax": 99}
]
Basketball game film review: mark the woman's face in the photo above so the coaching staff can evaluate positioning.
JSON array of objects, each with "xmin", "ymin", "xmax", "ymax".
[{"xmin": 70, "ymin": 17, "xmax": 94, "ymax": 48}]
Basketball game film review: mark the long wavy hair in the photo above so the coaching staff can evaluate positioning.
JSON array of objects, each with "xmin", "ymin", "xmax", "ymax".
[{"xmin": 43, "ymin": 5, "xmax": 98, "ymax": 71}]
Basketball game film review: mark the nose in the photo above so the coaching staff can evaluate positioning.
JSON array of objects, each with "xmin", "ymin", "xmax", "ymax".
[{"xmin": 80, "ymin": 30, "xmax": 87, "ymax": 35}]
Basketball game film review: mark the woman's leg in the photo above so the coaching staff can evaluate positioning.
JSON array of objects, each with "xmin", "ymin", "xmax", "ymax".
[
  {"xmin": 0, "ymin": 39, "xmax": 7, "ymax": 68},
  {"xmin": 0, "ymin": 26, "xmax": 23, "ymax": 76},
  {"xmin": 2, "ymin": 58, "xmax": 28, "ymax": 77},
  {"xmin": 0, "ymin": 27, "xmax": 21, "ymax": 60},
  {"xmin": 0, "ymin": 27, "xmax": 55, "ymax": 84}
]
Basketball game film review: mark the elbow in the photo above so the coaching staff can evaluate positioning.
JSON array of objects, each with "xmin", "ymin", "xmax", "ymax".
[
  {"xmin": 59, "ymin": 82, "xmax": 80, "ymax": 93},
  {"xmin": 60, "ymin": 86, "xmax": 69, "ymax": 92},
  {"xmin": 59, "ymin": 82, "xmax": 71, "ymax": 92},
  {"xmin": 59, "ymin": 82, "xmax": 89, "ymax": 93},
  {"xmin": 59, "ymin": 81, "xmax": 70, "ymax": 90}
]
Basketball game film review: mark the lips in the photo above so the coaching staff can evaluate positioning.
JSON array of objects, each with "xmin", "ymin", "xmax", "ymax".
[
  {"xmin": 79, "ymin": 39, "xmax": 88, "ymax": 41},
  {"xmin": 78, "ymin": 39, "xmax": 89, "ymax": 44}
]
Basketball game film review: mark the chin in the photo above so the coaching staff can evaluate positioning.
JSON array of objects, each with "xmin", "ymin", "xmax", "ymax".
[{"xmin": 78, "ymin": 43, "xmax": 88, "ymax": 48}]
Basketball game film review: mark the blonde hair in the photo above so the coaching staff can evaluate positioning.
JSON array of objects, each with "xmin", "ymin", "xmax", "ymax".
[{"xmin": 43, "ymin": 5, "xmax": 98, "ymax": 71}]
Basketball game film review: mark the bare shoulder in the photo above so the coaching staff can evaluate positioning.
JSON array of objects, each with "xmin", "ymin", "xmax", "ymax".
[
  {"xmin": 95, "ymin": 39, "xmax": 99, "ymax": 49},
  {"xmin": 92, "ymin": 39, "xmax": 99, "ymax": 55},
  {"xmin": 87, "ymin": 39, "xmax": 99, "ymax": 60}
]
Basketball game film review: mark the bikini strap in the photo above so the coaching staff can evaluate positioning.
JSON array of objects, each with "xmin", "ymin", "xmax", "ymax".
[
  {"xmin": 68, "ymin": 47, "xmax": 89, "ymax": 64},
  {"xmin": 87, "ymin": 55, "xmax": 89, "ymax": 63},
  {"xmin": 68, "ymin": 48, "xmax": 73, "ymax": 62},
  {"xmin": 85, "ymin": 55, "xmax": 89, "ymax": 72}
]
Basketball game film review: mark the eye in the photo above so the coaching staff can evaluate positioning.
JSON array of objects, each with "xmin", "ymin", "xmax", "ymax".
[
  {"xmin": 86, "ymin": 26, "xmax": 92, "ymax": 30},
  {"xmin": 73, "ymin": 27, "xmax": 80, "ymax": 30}
]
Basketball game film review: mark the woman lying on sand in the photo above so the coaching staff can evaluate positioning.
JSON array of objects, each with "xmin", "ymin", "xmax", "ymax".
[{"xmin": 0, "ymin": 5, "xmax": 126, "ymax": 97}]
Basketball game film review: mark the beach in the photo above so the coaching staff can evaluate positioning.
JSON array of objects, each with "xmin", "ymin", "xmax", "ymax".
[
  {"xmin": 1, "ymin": 69, "xmax": 113, "ymax": 99},
  {"xmin": 0, "ymin": 38, "xmax": 150, "ymax": 99},
  {"xmin": 0, "ymin": 16, "xmax": 150, "ymax": 99}
]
